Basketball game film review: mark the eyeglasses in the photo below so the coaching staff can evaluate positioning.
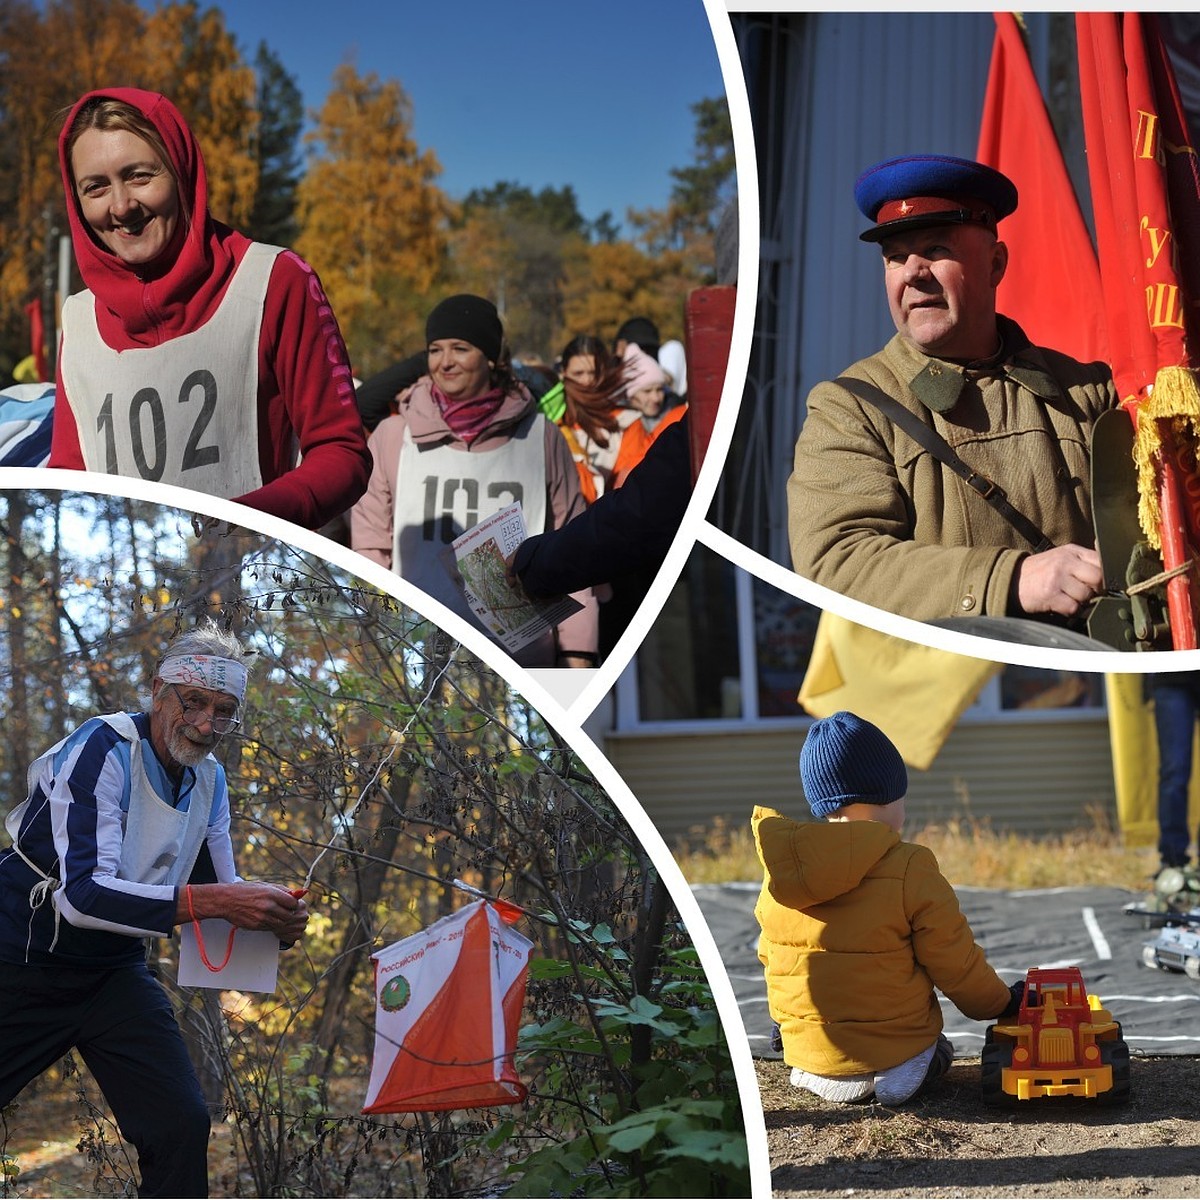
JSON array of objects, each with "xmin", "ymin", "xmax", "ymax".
[{"xmin": 170, "ymin": 685, "xmax": 241, "ymax": 735}]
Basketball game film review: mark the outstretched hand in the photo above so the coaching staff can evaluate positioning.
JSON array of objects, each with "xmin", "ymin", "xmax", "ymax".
[
  {"xmin": 180, "ymin": 881, "xmax": 310, "ymax": 942},
  {"xmin": 1013, "ymin": 544, "xmax": 1103, "ymax": 618}
]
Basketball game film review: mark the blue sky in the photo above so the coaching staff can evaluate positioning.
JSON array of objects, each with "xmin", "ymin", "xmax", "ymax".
[{"xmin": 167, "ymin": 0, "xmax": 729, "ymax": 233}]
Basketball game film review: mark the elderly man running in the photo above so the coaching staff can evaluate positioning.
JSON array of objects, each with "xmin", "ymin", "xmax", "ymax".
[{"xmin": 0, "ymin": 620, "xmax": 308, "ymax": 1198}]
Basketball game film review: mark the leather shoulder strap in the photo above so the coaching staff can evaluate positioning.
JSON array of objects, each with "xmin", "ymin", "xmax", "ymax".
[{"xmin": 834, "ymin": 375, "xmax": 1053, "ymax": 553}]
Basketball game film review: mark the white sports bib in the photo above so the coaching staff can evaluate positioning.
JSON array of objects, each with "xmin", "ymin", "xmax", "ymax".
[
  {"xmin": 109, "ymin": 714, "xmax": 217, "ymax": 888},
  {"xmin": 60, "ymin": 242, "xmax": 281, "ymax": 496},
  {"xmin": 392, "ymin": 411, "xmax": 548, "ymax": 622}
]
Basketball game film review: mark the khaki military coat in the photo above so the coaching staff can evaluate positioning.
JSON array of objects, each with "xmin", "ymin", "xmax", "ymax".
[{"xmin": 787, "ymin": 317, "xmax": 1119, "ymax": 620}]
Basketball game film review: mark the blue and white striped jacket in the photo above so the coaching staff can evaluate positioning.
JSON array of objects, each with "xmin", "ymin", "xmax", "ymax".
[
  {"xmin": 0, "ymin": 383, "xmax": 53, "ymax": 467},
  {"xmin": 0, "ymin": 712, "xmax": 236, "ymax": 966}
]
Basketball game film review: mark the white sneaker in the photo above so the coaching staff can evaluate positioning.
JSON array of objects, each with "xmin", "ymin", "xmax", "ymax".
[
  {"xmin": 874, "ymin": 1035, "xmax": 953, "ymax": 1106},
  {"xmin": 790, "ymin": 1066, "xmax": 876, "ymax": 1103}
]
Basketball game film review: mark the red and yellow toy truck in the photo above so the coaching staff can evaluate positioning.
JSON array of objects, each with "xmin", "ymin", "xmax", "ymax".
[{"xmin": 981, "ymin": 966, "xmax": 1130, "ymax": 1106}]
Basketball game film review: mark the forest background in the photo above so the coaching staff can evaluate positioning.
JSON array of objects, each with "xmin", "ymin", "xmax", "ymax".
[
  {"xmin": 0, "ymin": 0, "xmax": 736, "ymax": 382},
  {"xmin": 0, "ymin": 491, "xmax": 749, "ymax": 1197}
]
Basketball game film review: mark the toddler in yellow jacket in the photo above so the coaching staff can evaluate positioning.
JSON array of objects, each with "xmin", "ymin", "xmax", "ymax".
[{"xmin": 754, "ymin": 710, "xmax": 1021, "ymax": 1105}]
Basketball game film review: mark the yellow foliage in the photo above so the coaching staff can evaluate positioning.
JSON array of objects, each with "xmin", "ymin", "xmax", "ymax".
[
  {"xmin": 0, "ymin": 2, "xmax": 715, "ymax": 383},
  {"xmin": 0, "ymin": 0, "xmax": 261, "ymax": 365},
  {"xmin": 295, "ymin": 63, "xmax": 454, "ymax": 374},
  {"xmin": 139, "ymin": 3, "xmax": 260, "ymax": 228},
  {"xmin": 446, "ymin": 209, "xmax": 512, "ymax": 308},
  {"xmin": 561, "ymin": 239, "xmax": 692, "ymax": 344}
]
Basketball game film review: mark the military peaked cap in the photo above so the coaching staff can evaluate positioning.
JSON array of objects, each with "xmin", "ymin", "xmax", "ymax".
[{"xmin": 854, "ymin": 154, "xmax": 1018, "ymax": 243}]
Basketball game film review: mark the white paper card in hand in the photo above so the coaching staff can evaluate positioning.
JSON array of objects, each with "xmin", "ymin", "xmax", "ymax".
[{"xmin": 178, "ymin": 921, "xmax": 281, "ymax": 992}]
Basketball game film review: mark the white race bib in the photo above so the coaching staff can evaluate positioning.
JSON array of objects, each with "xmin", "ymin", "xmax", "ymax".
[
  {"xmin": 60, "ymin": 243, "xmax": 281, "ymax": 496},
  {"xmin": 391, "ymin": 412, "xmax": 548, "ymax": 622}
]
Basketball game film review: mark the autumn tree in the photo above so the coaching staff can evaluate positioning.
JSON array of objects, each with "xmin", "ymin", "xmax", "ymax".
[
  {"xmin": 0, "ymin": 496, "xmax": 750, "ymax": 1198},
  {"xmin": 137, "ymin": 1, "xmax": 259, "ymax": 227},
  {"xmin": 667, "ymin": 95, "xmax": 737, "ymax": 240},
  {"xmin": 294, "ymin": 62, "xmax": 454, "ymax": 377},
  {"xmin": 246, "ymin": 43, "xmax": 303, "ymax": 246},
  {"xmin": 0, "ymin": 491, "xmax": 32, "ymax": 774},
  {"xmin": 463, "ymin": 181, "xmax": 591, "ymax": 237},
  {"xmin": 0, "ymin": 0, "xmax": 145, "ymax": 375},
  {"xmin": 560, "ymin": 237, "xmax": 695, "ymax": 347},
  {"xmin": 450, "ymin": 182, "xmax": 596, "ymax": 359},
  {"xmin": 557, "ymin": 95, "xmax": 735, "ymax": 349}
]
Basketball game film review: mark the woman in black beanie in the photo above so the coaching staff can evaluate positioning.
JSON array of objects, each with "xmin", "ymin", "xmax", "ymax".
[{"xmin": 351, "ymin": 294, "xmax": 598, "ymax": 668}]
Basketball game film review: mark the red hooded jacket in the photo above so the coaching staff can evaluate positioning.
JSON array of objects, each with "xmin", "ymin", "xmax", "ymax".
[{"xmin": 52, "ymin": 87, "xmax": 371, "ymax": 529}]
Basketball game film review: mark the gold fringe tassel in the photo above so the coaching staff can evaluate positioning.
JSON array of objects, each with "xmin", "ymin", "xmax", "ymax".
[{"xmin": 1132, "ymin": 364, "xmax": 1200, "ymax": 551}]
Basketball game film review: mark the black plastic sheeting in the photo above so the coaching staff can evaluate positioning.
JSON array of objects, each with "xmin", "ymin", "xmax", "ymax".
[{"xmin": 693, "ymin": 883, "xmax": 1200, "ymax": 1059}]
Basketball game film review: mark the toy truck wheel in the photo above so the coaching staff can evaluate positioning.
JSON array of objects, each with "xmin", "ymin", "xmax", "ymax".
[
  {"xmin": 1186, "ymin": 957, "xmax": 1200, "ymax": 981},
  {"xmin": 980, "ymin": 1042, "xmax": 1014, "ymax": 1108},
  {"xmin": 1098, "ymin": 1036, "xmax": 1131, "ymax": 1105},
  {"xmin": 1142, "ymin": 944, "xmax": 1160, "ymax": 969}
]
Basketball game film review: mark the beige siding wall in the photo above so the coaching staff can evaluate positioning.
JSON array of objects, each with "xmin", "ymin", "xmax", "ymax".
[{"xmin": 603, "ymin": 717, "xmax": 1118, "ymax": 849}]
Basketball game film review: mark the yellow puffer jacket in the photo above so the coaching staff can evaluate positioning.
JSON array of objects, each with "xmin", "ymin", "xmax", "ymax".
[{"xmin": 753, "ymin": 806, "xmax": 1010, "ymax": 1075}]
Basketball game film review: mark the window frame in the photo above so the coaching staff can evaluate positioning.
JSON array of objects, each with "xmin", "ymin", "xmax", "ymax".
[{"xmin": 617, "ymin": 565, "xmax": 1107, "ymax": 733}]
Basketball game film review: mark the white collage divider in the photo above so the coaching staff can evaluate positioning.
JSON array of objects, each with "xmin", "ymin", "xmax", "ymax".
[
  {"xmin": 700, "ymin": 521, "xmax": 1200, "ymax": 679},
  {"xmin": 559, "ymin": 0, "xmax": 762, "ymax": 720},
  {"xmin": 19, "ymin": 6, "xmax": 1197, "ymax": 1191},
  {"xmin": 696, "ymin": 12, "xmax": 1200, "ymax": 1191}
]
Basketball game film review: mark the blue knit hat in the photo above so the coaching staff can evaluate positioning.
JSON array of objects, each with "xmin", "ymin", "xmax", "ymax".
[{"xmin": 800, "ymin": 711, "xmax": 907, "ymax": 818}]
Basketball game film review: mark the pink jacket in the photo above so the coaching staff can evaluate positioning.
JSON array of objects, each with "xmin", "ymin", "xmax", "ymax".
[{"xmin": 352, "ymin": 377, "xmax": 599, "ymax": 664}]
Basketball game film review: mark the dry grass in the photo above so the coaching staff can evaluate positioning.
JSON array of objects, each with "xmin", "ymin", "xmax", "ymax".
[{"xmin": 673, "ymin": 811, "xmax": 1157, "ymax": 891}]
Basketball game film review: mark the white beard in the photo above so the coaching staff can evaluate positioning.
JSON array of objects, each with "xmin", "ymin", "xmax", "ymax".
[{"xmin": 168, "ymin": 727, "xmax": 215, "ymax": 767}]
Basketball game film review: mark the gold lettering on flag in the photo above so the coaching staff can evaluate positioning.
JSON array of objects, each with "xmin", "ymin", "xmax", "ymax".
[
  {"xmin": 1134, "ymin": 109, "xmax": 1162, "ymax": 162},
  {"xmin": 1140, "ymin": 216, "xmax": 1172, "ymax": 268},
  {"xmin": 1146, "ymin": 282, "xmax": 1185, "ymax": 329}
]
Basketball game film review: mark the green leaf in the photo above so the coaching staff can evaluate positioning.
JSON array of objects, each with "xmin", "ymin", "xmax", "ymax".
[
  {"xmin": 660, "ymin": 1130, "xmax": 751, "ymax": 1167},
  {"xmin": 484, "ymin": 1119, "xmax": 514, "ymax": 1151},
  {"xmin": 526, "ymin": 957, "xmax": 574, "ymax": 981}
]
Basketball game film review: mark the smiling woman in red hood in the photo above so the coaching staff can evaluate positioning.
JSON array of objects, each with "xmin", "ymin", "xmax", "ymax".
[{"xmin": 51, "ymin": 87, "xmax": 371, "ymax": 530}]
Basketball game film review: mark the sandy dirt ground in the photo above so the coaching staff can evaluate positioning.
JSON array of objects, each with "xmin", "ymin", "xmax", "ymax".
[{"xmin": 757, "ymin": 1052, "xmax": 1200, "ymax": 1198}]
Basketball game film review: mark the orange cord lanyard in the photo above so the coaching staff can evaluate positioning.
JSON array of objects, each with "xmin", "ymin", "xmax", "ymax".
[{"xmin": 185, "ymin": 883, "xmax": 237, "ymax": 972}]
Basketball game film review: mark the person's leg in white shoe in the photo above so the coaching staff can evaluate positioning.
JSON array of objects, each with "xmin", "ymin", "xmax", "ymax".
[
  {"xmin": 790, "ymin": 1066, "xmax": 875, "ymax": 1103},
  {"xmin": 874, "ymin": 1035, "xmax": 954, "ymax": 1106}
]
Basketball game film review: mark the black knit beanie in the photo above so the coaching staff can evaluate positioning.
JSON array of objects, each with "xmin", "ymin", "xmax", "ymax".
[
  {"xmin": 799, "ymin": 711, "xmax": 907, "ymax": 818},
  {"xmin": 425, "ymin": 294, "xmax": 504, "ymax": 363}
]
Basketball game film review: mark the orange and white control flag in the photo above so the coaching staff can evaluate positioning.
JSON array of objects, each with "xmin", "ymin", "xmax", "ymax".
[{"xmin": 362, "ymin": 899, "xmax": 534, "ymax": 1113}]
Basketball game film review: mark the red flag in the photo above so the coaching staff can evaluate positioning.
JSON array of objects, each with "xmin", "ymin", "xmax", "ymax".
[
  {"xmin": 976, "ymin": 13, "xmax": 1108, "ymax": 364},
  {"xmin": 1077, "ymin": 12, "xmax": 1200, "ymax": 648}
]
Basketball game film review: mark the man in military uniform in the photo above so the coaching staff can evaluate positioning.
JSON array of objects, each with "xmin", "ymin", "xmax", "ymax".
[{"xmin": 788, "ymin": 154, "xmax": 1119, "ymax": 624}]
